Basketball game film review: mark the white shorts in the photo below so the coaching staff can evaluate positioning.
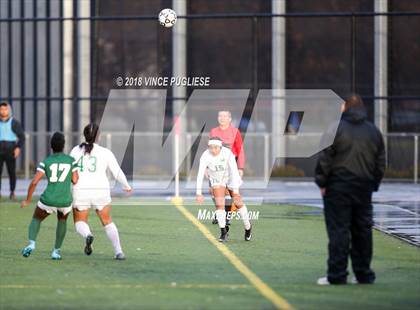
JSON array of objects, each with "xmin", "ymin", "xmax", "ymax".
[
  {"xmin": 209, "ymin": 176, "xmax": 228, "ymax": 188},
  {"xmin": 72, "ymin": 195, "xmax": 112, "ymax": 211},
  {"xmin": 209, "ymin": 176, "xmax": 242, "ymax": 191},
  {"xmin": 209, "ymin": 180, "xmax": 239, "ymax": 193},
  {"xmin": 37, "ymin": 201, "xmax": 72, "ymax": 215}
]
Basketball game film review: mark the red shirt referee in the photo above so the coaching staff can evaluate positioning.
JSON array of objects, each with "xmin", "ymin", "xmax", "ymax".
[
  {"xmin": 209, "ymin": 110, "xmax": 246, "ymax": 225},
  {"xmin": 209, "ymin": 111, "xmax": 245, "ymax": 176}
]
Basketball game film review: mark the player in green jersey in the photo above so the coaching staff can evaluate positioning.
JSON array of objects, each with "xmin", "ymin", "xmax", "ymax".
[{"xmin": 21, "ymin": 132, "xmax": 78, "ymax": 260}]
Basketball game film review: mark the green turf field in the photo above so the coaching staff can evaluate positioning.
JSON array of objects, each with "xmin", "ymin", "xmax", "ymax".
[{"xmin": 0, "ymin": 199, "xmax": 419, "ymax": 310}]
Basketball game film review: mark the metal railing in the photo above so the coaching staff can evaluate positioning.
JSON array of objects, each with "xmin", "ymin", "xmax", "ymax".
[{"xmin": 19, "ymin": 131, "xmax": 419, "ymax": 184}]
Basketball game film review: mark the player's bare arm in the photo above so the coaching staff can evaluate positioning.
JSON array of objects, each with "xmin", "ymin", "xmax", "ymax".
[
  {"xmin": 196, "ymin": 194, "xmax": 204, "ymax": 204},
  {"xmin": 21, "ymin": 171, "xmax": 44, "ymax": 208},
  {"xmin": 72, "ymin": 170, "xmax": 79, "ymax": 185}
]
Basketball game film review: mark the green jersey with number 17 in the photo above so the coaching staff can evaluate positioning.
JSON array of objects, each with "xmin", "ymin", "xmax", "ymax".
[{"xmin": 37, "ymin": 153, "xmax": 77, "ymax": 207}]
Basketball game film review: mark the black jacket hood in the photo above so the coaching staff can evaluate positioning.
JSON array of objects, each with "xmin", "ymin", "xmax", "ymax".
[{"xmin": 342, "ymin": 107, "xmax": 367, "ymax": 124}]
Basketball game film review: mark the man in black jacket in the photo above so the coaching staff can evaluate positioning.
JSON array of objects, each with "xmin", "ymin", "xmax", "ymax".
[
  {"xmin": 315, "ymin": 94, "xmax": 386, "ymax": 285},
  {"xmin": 0, "ymin": 102, "xmax": 25, "ymax": 201}
]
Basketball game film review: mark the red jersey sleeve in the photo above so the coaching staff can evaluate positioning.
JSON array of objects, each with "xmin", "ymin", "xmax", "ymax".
[
  {"xmin": 233, "ymin": 128, "xmax": 245, "ymax": 169},
  {"xmin": 209, "ymin": 128, "xmax": 217, "ymax": 138}
]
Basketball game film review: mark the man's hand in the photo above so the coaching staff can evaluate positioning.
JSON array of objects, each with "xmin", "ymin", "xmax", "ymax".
[
  {"xmin": 14, "ymin": 147, "xmax": 21, "ymax": 158},
  {"xmin": 196, "ymin": 195, "xmax": 204, "ymax": 204},
  {"xmin": 20, "ymin": 200, "xmax": 30, "ymax": 208},
  {"xmin": 123, "ymin": 186, "xmax": 133, "ymax": 193},
  {"xmin": 320, "ymin": 188, "xmax": 326, "ymax": 197},
  {"xmin": 238, "ymin": 169, "xmax": 244, "ymax": 177}
]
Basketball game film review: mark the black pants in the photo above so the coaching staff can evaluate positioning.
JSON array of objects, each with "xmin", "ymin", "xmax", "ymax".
[
  {"xmin": 0, "ymin": 148, "xmax": 16, "ymax": 193},
  {"xmin": 323, "ymin": 189, "xmax": 376, "ymax": 284}
]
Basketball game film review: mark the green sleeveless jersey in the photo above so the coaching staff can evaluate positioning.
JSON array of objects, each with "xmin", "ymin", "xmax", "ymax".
[{"xmin": 37, "ymin": 153, "xmax": 77, "ymax": 207}]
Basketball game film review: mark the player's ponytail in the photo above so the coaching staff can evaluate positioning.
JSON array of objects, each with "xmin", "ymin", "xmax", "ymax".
[{"xmin": 80, "ymin": 123, "xmax": 99, "ymax": 154}]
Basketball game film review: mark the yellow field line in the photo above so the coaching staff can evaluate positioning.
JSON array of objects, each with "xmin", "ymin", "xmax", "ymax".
[{"xmin": 172, "ymin": 198, "xmax": 295, "ymax": 310}]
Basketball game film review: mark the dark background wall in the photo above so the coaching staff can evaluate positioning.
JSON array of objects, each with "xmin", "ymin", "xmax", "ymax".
[
  {"xmin": 90, "ymin": 0, "xmax": 420, "ymax": 177},
  {"xmin": 93, "ymin": 0, "xmax": 419, "ymax": 132}
]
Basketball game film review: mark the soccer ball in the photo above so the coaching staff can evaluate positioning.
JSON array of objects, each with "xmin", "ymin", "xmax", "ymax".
[{"xmin": 158, "ymin": 8, "xmax": 177, "ymax": 28}]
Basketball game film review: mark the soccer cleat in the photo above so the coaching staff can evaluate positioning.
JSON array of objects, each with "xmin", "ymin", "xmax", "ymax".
[
  {"xmin": 218, "ymin": 226, "xmax": 229, "ymax": 242},
  {"xmin": 351, "ymin": 277, "xmax": 359, "ymax": 284},
  {"xmin": 317, "ymin": 277, "xmax": 331, "ymax": 285},
  {"xmin": 244, "ymin": 225, "xmax": 252, "ymax": 241},
  {"xmin": 22, "ymin": 244, "xmax": 35, "ymax": 257},
  {"xmin": 51, "ymin": 249, "xmax": 62, "ymax": 260},
  {"xmin": 84, "ymin": 235, "xmax": 94, "ymax": 256},
  {"xmin": 115, "ymin": 252, "xmax": 126, "ymax": 260}
]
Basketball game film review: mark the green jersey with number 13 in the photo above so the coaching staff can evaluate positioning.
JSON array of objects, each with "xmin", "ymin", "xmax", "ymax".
[{"xmin": 37, "ymin": 153, "xmax": 77, "ymax": 207}]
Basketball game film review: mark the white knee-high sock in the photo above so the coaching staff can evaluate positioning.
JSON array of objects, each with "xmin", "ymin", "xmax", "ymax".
[
  {"xmin": 104, "ymin": 222, "xmax": 122, "ymax": 255},
  {"xmin": 238, "ymin": 205, "xmax": 251, "ymax": 230},
  {"xmin": 75, "ymin": 221, "xmax": 92, "ymax": 239},
  {"xmin": 215, "ymin": 209, "xmax": 226, "ymax": 228}
]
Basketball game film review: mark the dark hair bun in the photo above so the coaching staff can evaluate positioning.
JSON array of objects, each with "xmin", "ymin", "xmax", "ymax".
[{"xmin": 80, "ymin": 123, "xmax": 99, "ymax": 154}]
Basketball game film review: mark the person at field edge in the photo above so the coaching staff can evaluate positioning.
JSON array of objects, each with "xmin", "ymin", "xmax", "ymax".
[
  {"xmin": 315, "ymin": 94, "xmax": 386, "ymax": 285},
  {"xmin": 209, "ymin": 110, "xmax": 245, "ymax": 225},
  {"xmin": 21, "ymin": 132, "xmax": 78, "ymax": 260},
  {"xmin": 0, "ymin": 102, "xmax": 25, "ymax": 201}
]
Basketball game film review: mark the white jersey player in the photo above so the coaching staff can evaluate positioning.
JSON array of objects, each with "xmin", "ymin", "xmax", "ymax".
[
  {"xmin": 196, "ymin": 137, "xmax": 252, "ymax": 242},
  {"xmin": 71, "ymin": 143, "xmax": 130, "ymax": 206},
  {"xmin": 71, "ymin": 124, "xmax": 132, "ymax": 260},
  {"xmin": 196, "ymin": 145, "xmax": 242, "ymax": 194}
]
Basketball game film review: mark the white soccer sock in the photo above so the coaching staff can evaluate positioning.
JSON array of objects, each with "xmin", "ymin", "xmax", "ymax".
[
  {"xmin": 215, "ymin": 209, "xmax": 226, "ymax": 228},
  {"xmin": 104, "ymin": 222, "xmax": 123, "ymax": 255},
  {"xmin": 238, "ymin": 205, "xmax": 251, "ymax": 230},
  {"xmin": 75, "ymin": 221, "xmax": 92, "ymax": 239}
]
